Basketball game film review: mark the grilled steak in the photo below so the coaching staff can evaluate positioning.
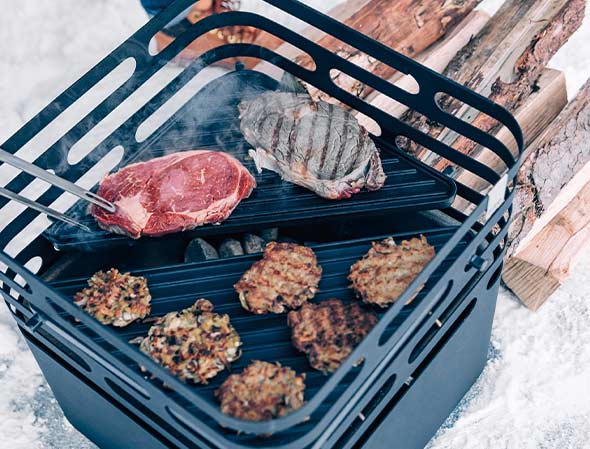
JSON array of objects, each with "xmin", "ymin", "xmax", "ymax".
[
  {"xmin": 91, "ymin": 150, "xmax": 256, "ymax": 239},
  {"xmin": 139, "ymin": 299, "xmax": 241, "ymax": 384},
  {"xmin": 288, "ymin": 299, "xmax": 378, "ymax": 373},
  {"xmin": 73, "ymin": 268, "xmax": 151, "ymax": 327},
  {"xmin": 348, "ymin": 236, "xmax": 435, "ymax": 307},
  {"xmin": 216, "ymin": 360, "xmax": 305, "ymax": 421},
  {"xmin": 238, "ymin": 86, "xmax": 386, "ymax": 200},
  {"xmin": 234, "ymin": 242, "xmax": 322, "ymax": 314}
]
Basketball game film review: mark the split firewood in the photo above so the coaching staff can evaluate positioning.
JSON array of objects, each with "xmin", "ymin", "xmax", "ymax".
[
  {"xmin": 452, "ymin": 68, "xmax": 568, "ymax": 212},
  {"xmin": 254, "ymin": 0, "xmax": 481, "ymax": 85},
  {"xmin": 254, "ymin": 0, "xmax": 372, "ymax": 75},
  {"xmin": 398, "ymin": 0, "xmax": 585, "ymax": 173},
  {"xmin": 501, "ymin": 78, "xmax": 590, "ymax": 310},
  {"xmin": 503, "ymin": 163, "xmax": 590, "ymax": 311},
  {"xmin": 289, "ymin": 0, "xmax": 481, "ymax": 100},
  {"xmin": 257, "ymin": 0, "xmax": 373, "ymax": 63},
  {"xmin": 507, "ymin": 78, "xmax": 590, "ymax": 256},
  {"xmin": 357, "ymin": 10, "xmax": 490, "ymax": 132},
  {"xmin": 491, "ymin": 69, "xmax": 567, "ymax": 159}
]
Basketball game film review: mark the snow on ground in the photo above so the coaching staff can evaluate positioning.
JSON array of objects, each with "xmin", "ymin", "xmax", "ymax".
[{"xmin": 0, "ymin": 1, "xmax": 588, "ymax": 448}]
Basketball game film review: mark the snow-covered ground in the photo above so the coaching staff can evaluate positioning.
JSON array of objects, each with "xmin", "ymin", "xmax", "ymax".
[{"xmin": 0, "ymin": 1, "xmax": 588, "ymax": 448}]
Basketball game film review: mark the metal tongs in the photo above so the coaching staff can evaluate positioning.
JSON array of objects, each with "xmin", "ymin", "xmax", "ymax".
[{"xmin": 0, "ymin": 148, "xmax": 116, "ymax": 232}]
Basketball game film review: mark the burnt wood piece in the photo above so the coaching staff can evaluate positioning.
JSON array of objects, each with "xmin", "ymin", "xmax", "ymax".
[
  {"xmin": 399, "ymin": 0, "xmax": 585, "ymax": 170},
  {"xmin": 260, "ymin": 228, "xmax": 279, "ymax": 243},
  {"xmin": 243, "ymin": 234, "xmax": 266, "ymax": 254},
  {"xmin": 185, "ymin": 238, "xmax": 219, "ymax": 262},
  {"xmin": 219, "ymin": 239, "xmax": 245, "ymax": 257}
]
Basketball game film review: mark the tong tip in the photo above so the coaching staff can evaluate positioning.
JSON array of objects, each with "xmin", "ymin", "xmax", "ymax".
[{"xmin": 86, "ymin": 192, "xmax": 116, "ymax": 213}]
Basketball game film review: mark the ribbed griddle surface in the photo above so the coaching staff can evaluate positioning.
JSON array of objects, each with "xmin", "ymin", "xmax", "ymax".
[{"xmin": 43, "ymin": 70, "xmax": 456, "ymax": 252}]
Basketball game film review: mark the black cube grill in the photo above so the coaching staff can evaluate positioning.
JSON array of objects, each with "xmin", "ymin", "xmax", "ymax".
[{"xmin": 0, "ymin": 1, "xmax": 522, "ymax": 448}]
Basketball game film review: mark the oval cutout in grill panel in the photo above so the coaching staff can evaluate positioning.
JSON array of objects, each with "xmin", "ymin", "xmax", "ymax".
[{"xmin": 409, "ymin": 297, "xmax": 477, "ymax": 364}]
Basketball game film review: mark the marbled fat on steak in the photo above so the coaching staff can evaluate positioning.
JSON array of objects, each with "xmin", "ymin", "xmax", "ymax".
[{"xmin": 91, "ymin": 150, "xmax": 256, "ymax": 239}]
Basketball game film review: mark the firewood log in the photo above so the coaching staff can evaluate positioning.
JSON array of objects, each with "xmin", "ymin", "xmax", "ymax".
[
  {"xmin": 508, "ymin": 78, "xmax": 590, "ymax": 255},
  {"xmin": 503, "ymin": 164, "xmax": 590, "ymax": 310},
  {"xmin": 502, "ymin": 78, "xmax": 590, "ymax": 310},
  {"xmin": 292, "ymin": 0, "xmax": 481, "ymax": 100},
  {"xmin": 255, "ymin": 0, "xmax": 481, "ymax": 87},
  {"xmin": 452, "ymin": 68, "xmax": 568, "ymax": 212},
  {"xmin": 399, "ymin": 0, "xmax": 585, "ymax": 173},
  {"xmin": 357, "ymin": 10, "xmax": 491, "ymax": 133}
]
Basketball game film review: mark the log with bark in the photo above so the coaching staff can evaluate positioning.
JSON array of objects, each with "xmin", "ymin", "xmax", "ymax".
[
  {"xmin": 291, "ymin": 0, "xmax": 482, "ymax": 101},
  {"xmin": 255, "ymin": 0, "xmax": 481, "ymax": 86},
  {"xmin": 507, "ymin": 79, "xmax": 590, "ymax": 256},
  {"xmin": 358, "ymin": 10, "xmax": 491, "ymax": 132},
  {"xmin": 398, "ymin": 0, "xmax": 585, "ymax": 173},
  {"xmin": 452, "ymin": 68, "xmax": 568, "ymax": 213},
  {"xmin": 502, "ymin": 79, "xmax": 590, "ymax": 310},
  {"xmin": 503, "ymin": 162, "xmax": 590, "ymax": 311}
]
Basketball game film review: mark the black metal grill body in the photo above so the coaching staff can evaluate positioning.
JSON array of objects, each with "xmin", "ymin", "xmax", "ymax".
[
  {"xmin": 0, "ymin": 0, "xmax": 522, "ymax": 448},
  {"xmin": 19, "ymin": 254, "xmax": 501, "ymax": 449}
]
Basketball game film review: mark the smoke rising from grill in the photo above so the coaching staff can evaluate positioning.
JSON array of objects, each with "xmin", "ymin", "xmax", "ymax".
[{"xmin": 43, "ymin": 56, "xmax": 277, "ymax": 250}]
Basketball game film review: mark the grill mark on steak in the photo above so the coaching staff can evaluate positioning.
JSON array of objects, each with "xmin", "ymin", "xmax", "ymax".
[
  {"xmin": 271, "ymin": 114, "xmax": 285, "ymax": 155},
  {"xmin": 331, "ymin": 118, "xmax": 350, "ymax": 179},
  {"xmin": 255, "ymin": 96, "xmax": 270, "ymax": 137},
  {"xmin": 302, "ymin": 113, "xmax": 319, "ymax": 169},
  {"xmin": 318, "ymin": 104, "xmax": 334, "ymax": 175},
  {"xmin": 287, "ymin": 114, "xmax": 299, "ymax": 165},
  {"xmin": 347, "ymin": 130, "xmax": 365, "ymax": 176},
  {"xmin": 322, "ymin": 105, "xmax": 346, "ymax": 180}
]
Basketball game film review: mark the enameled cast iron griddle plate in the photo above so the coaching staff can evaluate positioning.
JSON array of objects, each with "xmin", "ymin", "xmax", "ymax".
[{"xmin": 44, "ymin": 70, "xmax": 456, "ymax": 252}]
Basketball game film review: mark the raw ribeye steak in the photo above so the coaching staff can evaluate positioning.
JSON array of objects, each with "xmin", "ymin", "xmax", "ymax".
[{"xmin": 91, "ymin": 150, "xmax": 256, "ymax": 239}]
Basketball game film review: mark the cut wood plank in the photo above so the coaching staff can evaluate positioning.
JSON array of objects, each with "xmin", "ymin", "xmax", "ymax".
[
  {"xmin": 451, "ymin": 68, "xmax": 567, "ymax": 212},
  {"xmin": 508, "ymin": 78, "xmax": 590, "ymax": 256},
  {"xmin": 503, "ymin": 162, "xmax": 590, "ymax": 310},
  {"xmin": 292, "ymin": 0, "xmax": 481, "ymax": 101},
  {"xmin": 357, "ymin": 10, "xmax": 490, "ymax": 133},
  {"xmin": 494, "ymin": 69, "xmax": 567, "ymax": 157},
  {"xmin": 399, "ymin": 0, "xmax": 585, "ymax": 170}
]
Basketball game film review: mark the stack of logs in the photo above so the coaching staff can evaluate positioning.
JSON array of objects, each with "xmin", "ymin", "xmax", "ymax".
[{"xmin": 260, "ymin": 0, "xmax": 588, "ymax": 310}]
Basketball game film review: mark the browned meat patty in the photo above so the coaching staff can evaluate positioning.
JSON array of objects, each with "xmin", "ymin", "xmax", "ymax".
[
  {"xmin": 288, "ymin": 299, "xmax": 378, "ymax": 373},
  {"xmin": 216, "ymin": 360, "xmax": 305, "ymax": 421},
  {"xmin": 348, "ymin": 235, "xmax": 435, "ymax": 307},
  {"xmin": 139, "ymin": 299, "xmax": 241, "ymax": 384},
  {"xmin": 234, "ymin": 242, "xmax": 322, "ymax": 314},
  {"xmin": 73, "ymin": 268, "xmax": 151, "ymax": 327}
]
